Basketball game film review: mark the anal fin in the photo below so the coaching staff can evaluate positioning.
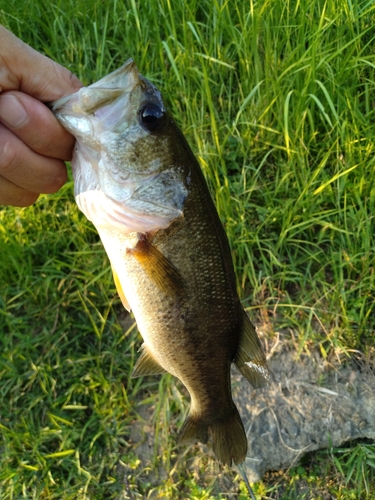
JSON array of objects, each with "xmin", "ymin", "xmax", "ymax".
[
  {"xmin": 131, "ymin": 344, "xmax": 167, "ymax": 378},
  {"xmin": 234, "ymin": 310, "xmax": 270, "ymax": 388}
]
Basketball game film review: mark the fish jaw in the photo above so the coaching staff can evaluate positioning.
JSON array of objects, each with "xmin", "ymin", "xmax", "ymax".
[
  {"xmin": 51, "ymin": 60, "xmax": 188, "ymax": 235},
  {"xmin": 51, "ymin": 59, "xmax": 140, "ymax": 132}
]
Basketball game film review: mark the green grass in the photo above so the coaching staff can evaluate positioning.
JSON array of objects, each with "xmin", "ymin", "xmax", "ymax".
[{"xmin": 1, "ymin": 0, "xmax": 375, "ymax": 498}]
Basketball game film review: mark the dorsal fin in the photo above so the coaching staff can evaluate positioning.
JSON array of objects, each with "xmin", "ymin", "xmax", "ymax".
[{"xmin": 234, "ymin": 310, "xmax": 270, "ymax": 388}]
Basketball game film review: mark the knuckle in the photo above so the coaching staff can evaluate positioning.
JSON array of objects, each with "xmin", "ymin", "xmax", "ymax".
[
  {"xmin": 0, "ymin": 138, "xmax": 18, "ymax": 175},
  {"xmin": 28, "ymin": 133, "xmax": 54, "ymax": 156},
  {"xmin": 0, "ymin": 187, "xmax": 39, "ymax": 208},
  {"xmin": 42, "ymin": 162, "xmax": 67, "ymax": 193},
  {"xmin": 28, "ymin": 123, "xmax": 74, "ymax": 160},
  {"xmin": 68, "ymin": 70, "xmax": 82, "ymax": 90},
  {"xmin": 15, "ymin": 192, "xmax": 39, "ymax": 207}
]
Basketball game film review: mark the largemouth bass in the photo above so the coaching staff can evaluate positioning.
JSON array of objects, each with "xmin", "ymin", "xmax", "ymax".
[{"xmin": 51, "ymin": 60, "xmax": 269, "ymax": 466}]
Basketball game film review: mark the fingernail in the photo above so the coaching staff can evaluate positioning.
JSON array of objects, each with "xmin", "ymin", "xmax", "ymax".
[{"xmin": 0, "ymin": 94, "xmax": 29, "ymax": 128}]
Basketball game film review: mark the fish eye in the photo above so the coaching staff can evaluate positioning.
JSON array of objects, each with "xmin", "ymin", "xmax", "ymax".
[{"xmin": 139, "ymin": 103, "xmax": 167, "ymax": 132}]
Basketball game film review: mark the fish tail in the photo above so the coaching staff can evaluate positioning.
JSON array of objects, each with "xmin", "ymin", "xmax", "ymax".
[
  {"xmin": 210, "ymin": 408, "xmax": 247, "ymax": 466},
  {"xmin": 179, "ymin": 415, "xmax": 209, "ymax": 446},
  {"xmin": 179, "ymin": 407, "xmax": 247, "ymax": 466}
]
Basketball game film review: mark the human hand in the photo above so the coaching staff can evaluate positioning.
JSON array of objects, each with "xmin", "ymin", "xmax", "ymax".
[{"xmin": 0, "ymin": 26, "xmax": 82, "ymax": 206}]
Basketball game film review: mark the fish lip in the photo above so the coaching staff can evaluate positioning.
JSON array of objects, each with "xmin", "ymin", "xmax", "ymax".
[
  {"xmin": 49, "ymin": 58, "xmax": 141, "ymax": 113},
  {"xmin": 47, "ymin": 94, "xmax": 71, "ymax": 111},
  {"xmin": 89, "ymin": 58, "xmax": 138, "ymax": 90}
]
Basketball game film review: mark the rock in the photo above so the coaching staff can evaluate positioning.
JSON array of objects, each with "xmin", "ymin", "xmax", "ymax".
[{"xmin": 234, "ymin": 335, "xmax": 375, "ymax": 482}]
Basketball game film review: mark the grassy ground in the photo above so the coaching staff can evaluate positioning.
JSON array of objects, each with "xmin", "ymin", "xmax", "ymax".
[{"xmin": 1, "ymin": 0, "xmax": 375, "ymax": 498}]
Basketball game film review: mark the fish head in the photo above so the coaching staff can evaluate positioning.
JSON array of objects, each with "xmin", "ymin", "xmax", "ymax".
[{"xmin": 51, "ymin": 60, "xmax": 189, "ymax": 234}]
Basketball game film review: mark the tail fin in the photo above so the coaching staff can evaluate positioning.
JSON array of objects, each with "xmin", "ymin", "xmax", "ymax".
[
  {"xmin": 179, "ymin": 415, "xmax": 209, "ymax": 445},
  {"xmin": 179, "ymin": 407, "xmax": 247, "ymax": 466},
  {"xmin": 210, "ymin": 409, "xmax": 247, "ymax": 466}
]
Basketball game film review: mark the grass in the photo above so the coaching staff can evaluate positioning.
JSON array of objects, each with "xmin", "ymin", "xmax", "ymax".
[{"xmin": 0, "ymin": 0, "xmax": 375, "ymax": 497}]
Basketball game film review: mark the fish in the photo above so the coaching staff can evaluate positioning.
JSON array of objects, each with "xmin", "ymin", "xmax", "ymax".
[{"xmin": 51, "ymin": 59, "xmax": 270, "ymax": 466}]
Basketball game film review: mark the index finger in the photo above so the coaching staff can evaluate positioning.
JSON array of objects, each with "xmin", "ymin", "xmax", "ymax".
[{"xmin": 0, "ymin": 25, "xmax": 82, "ymax": 100}]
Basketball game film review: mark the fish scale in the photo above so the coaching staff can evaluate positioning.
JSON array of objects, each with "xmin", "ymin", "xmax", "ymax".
[{"xmin": 51, "ymin": 59, "xmax": 270, "ymax": 466}]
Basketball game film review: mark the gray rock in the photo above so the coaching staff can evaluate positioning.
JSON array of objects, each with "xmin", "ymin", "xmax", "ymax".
[{"xmin": 234, "ymin": 337, "xmax": 375, "ymax": 482}]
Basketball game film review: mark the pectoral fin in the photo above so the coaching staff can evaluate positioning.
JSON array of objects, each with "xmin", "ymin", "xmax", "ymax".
[
  {"xmin": 234, "ymin": 310, "xmax": 270, "ymax": 388},
  {"xmin": 128, "ymin": 235, "xmax": 185, "ymax": 298},
  {"xmin": 111, "ymin": 265, "xmax": 131, "ymax": 312},
  {"xmin": 131, "ymin": 344, "xmax": 167, "ymax": 378}
]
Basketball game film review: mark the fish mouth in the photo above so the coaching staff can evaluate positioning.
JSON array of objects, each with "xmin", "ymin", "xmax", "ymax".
[{"xmin": 50, "ymin": 59, "xmax": 141, "ymax": 115}]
